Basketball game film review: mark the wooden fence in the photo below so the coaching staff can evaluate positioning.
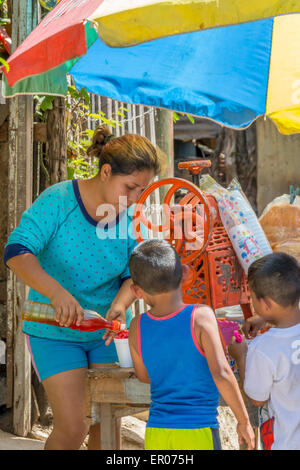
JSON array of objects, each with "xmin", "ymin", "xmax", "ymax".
[{"xmin": 86, "ymin": 95, "xmax": 164, "ymax": 316}]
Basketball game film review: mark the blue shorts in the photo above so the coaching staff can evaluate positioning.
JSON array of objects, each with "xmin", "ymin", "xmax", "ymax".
[{"xmin": 25, "ymin": 334, "xmax": 118, "ymax": 382}]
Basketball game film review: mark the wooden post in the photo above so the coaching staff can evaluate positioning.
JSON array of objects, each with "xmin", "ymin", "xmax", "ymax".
[
  {"xmin": 224, "ymin": 129, "xmax": 237, "ymax": 186},
  {"xmin": 46, "ymin": 97, "xmax": 68, "ymax": 186},
  {"xmin": 100, "ymin": 404, "xmax": 116, "ymax": 450},
  {"xmin": 154, "ymin": 108, "xmax": 174, "ymax": 182},
  {"xmin": 256, "ymin": 117, "xmax": 300, "ymax": 215},
  {"xmin": 86, "ymin": 366, "xmax": 151, "ymax": 450},
  {"xmin": 6, "ymin": 0, "xmax": 36, "ymax": 436}
]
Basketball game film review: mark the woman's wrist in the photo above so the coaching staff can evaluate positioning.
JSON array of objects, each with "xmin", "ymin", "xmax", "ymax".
[
  {"xmin": 110, "ymin": 300, "xmax": 127, "ymax": 313},
  {"xmin": 111, "ymin": 279, "xmax": 135, "ymax": 311},
  {"xmin": 47, "ymin": 279, "xmax": 66, "ymax": 304}
]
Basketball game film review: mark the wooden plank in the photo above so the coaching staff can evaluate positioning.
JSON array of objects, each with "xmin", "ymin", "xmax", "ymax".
[
  {"xmin": 256, "ymin": 117, "xmax": 300, "ymax": 215},
  {"xmin": 154, "ymin": 108, "xmax": 174, "ymax": 180},
  {"xmin": 112, "ymin": 406, "xmax": 149, "ymax": 420},
  {"xmin": 100, "ymin": 403, "xmax": 116, "ymax": 450},
  {"xmin": 154, "ymin": 108, "xmax": 174, "ymax": 206},
  {"xmin": 5, "ymin": 241, "xmax": 15, "ymax": 409},
  {"xmin": 10, "ymin": 94, "xmax": 33, "ymax": 437},
  {"xmin": 33, "ymin": 122, "xmax": 47, "ymax": 143},
  {"xmin": 31, "ymin": 384, "xmax": 40, "ymax": 424},
  {"xmin": 85, "ymin": 374, "xmax": 93, "ymax": 426},
  {"xmin": 0, "ymin": 104, "xmax": 8, "ymax": 128},
  {"xmin": 86, "ymin": 400, "xmax": 148, "ymax": 425},
  {"xmin": 89, "ymin": 376, "xmax": 150, "ymax": 405},
  {"xmin": 88, "ymin": 365, "xmax": 136, "ymax": 379},
  {"xmin": 87, "ymin": 366, "xmax": 151, "ymax": 405},
  {"xmin": 6, "ymin": 0, "xmax": 35, "ymax": 436},
  {"xmin": 0, "ymin": 120, "xmax": 8, "ymax": 142},
  {"xmin": 46, "ymin": 97, "xmax": 67, "ymax": 184}
]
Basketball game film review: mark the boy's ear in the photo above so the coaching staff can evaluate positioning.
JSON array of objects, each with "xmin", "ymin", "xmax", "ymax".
[
  {"xmin": 262, "ymin": 297, "xmax": 272, "ymax": 310},
  {"xmin": 130, "ymin": 283, "xmax": 143, "ymax": 299}
]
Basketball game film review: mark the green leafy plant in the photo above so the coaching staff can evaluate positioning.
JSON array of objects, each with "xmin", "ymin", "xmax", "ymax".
[
  {"xmin": 0, "ymin": 1, "xmax": 10, "ymax": 65},
  {"xmin": 0, "ymin": 0, "xmax": 10, "ymax": 26},
  {"xmin": 34, "ymin": 95, "xmax": 55, "ymax": 120},
  {"xmin": 173, "ymin": 112, "xmax": 195, "ymax": 124},
  {"xmin": 0, "ymin": 1, "xmax": 7, "ymax": 14},
  {"xmin": 66, "ymin": 86, "xmax": 128, "ymax": 180},
  {"xmin": 33, "ymin": 85, "xmax": 130, "ymax": 181}
]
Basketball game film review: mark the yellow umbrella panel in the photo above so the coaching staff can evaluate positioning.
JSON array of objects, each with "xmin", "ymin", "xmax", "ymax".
[
  {"xmin": 266, "ymin": 14, "xmax": 300, "ymax": 134},
  {"xmin": 90, "ymin": 0, "xmax": 300, "ymax": 47}
]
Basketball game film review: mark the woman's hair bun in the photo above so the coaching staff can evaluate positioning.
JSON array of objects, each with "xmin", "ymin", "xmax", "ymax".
[
  {"xmin": 85, "ymin": 124, "xmax": 160, "ymax": 177},
  {"xmin": 86, "ymin": 125, "xmax": 113, "ymax": 158}
]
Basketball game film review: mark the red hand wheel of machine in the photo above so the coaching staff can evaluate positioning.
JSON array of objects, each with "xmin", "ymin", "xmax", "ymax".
[
  {"xmin": 133, "ymin": 177, "xmax": 213, "ymax": 266},
  {"xmin": 133, "ymin": 159, "xmax": 252, "ymax": 322}
]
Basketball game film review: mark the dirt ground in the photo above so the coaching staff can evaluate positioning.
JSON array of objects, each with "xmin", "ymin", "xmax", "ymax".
[{"xmin": 0, "ymin": 406, "xmax": 241, "ymax": 450}]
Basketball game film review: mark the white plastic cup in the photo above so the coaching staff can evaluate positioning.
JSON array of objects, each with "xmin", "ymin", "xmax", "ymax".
[{"xmin": 114, "ymin": 338, "xmax": 133, "ymax": 368}]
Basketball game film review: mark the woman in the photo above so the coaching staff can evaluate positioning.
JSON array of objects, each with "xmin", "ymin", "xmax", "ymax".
[{"xmin": 4, "ymin": 125, "xmax": 160, "ymax": 450}]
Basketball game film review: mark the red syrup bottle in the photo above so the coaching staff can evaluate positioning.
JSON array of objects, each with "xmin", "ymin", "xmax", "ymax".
[{"xmin": 22, "ymin": 300, "xmax": 124, "ymax": 332}]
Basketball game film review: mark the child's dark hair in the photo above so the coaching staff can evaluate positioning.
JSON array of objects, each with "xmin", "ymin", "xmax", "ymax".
[
  {"xmin": 86, "ymin": 125, "xmax": 160, "ymax": 175},
  {"xmin": 248, "ymin": 252, "xmax": 300, "ymax": 307},
  {"xmin": 129, "ymin": 239, "xmax": 183, "ymax": 295}
]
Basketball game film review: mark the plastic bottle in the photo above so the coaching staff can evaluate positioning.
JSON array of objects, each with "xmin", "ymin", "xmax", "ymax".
[
  {"xmin": 217, "ymin": 318, "xmax": 243, "ymax": 372},
  {"xmin": 22, "ymin": 300, "xmax": 125, "ymax": 333},
  {"xmin": 217, "ymin": 319, "xmax": 242, "ymax": 345}
]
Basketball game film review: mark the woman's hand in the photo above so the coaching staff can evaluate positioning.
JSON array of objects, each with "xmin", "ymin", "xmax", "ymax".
[
  {"xmin": 49, "ymin": 286, "xmax": 84, "ymax": 327},
  {"xmin": 103, "ymin": 304, "xmax": 126, "ymax": 346}
]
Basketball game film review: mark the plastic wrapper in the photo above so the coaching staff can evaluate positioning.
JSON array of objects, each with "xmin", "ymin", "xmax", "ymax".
[
  {"xmin": 200, "ymin": 175, "xmax": 272, "ymax": 273},
  {"xmin": 259, "ymin": 194, "xmax": 300, "ymax": 263}
]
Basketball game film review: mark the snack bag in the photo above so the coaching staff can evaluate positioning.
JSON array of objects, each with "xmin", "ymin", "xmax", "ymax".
[
  {"xmin": 200, "ymin": 175, "xmax": 272, "ymax": 273},
  {"xmin": 228, "ymin": 179, "xmax": 273, "ymax": 257}
]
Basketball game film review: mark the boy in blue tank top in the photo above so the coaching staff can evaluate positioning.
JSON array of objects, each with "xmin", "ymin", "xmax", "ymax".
[{"xmin": 128, "ymin": 239, "xmax": 254, "ymax": 450}]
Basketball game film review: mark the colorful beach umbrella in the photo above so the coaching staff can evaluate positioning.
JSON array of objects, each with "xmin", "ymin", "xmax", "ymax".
[{"xmin": 2, "ymin": 0, "xmax": 300, "ymax": 134}]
